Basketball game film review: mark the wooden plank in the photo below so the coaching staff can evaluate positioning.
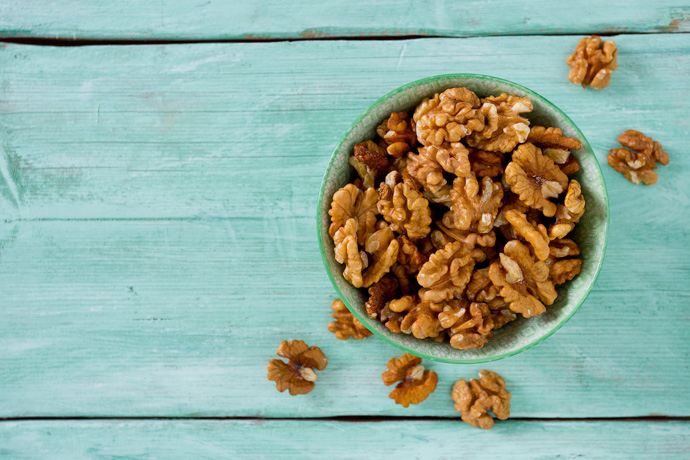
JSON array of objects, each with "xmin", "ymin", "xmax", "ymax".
[
  {"xmin": 0, "ymin": 1, "xmax": 689, "ymax": 40},
  {"xmin": 0, "ymin": 36, "xmax": 688, "ymax": 418},
  {"xmin": 1, "ymin": 420, "xmax": 688, "ymax": 459}
]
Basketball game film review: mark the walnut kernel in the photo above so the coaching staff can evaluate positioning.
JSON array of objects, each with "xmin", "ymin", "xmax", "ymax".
[
  {"xmin": 382, "ymin": 353, "xmax": 438, "ymax": 407},
  {"xmin": 267, "ymin": 340, "xmax": 328, "ymax": 396}
]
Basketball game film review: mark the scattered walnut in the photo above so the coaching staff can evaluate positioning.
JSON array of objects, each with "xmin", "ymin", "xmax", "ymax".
[
  {"xmin": 382, "ymin": 353, "xmax": 438, "ymax": 407},
  {"xmin": 505, "ymin": 143, "xmax": 569, "ymax": 217},
  {"xmin": 469, "ymin": 148, "xmax": 504, "ymax": 178},
  {"xmin": 549, "ymin": 180, "xmax": 586, "ymax": 239},
  {"xmin": 413, "ymin": 87, "xmax": 484, "ymax": 146},
  {"xmin": 328, "ymin": 299, "xmax": 373, "ymax": 340},
  {"xmin": 417, "ymin": 242, "xmax": 477, "ymax": 303},
  {"xmin": 489, "ymin": 240, "xmax": 557, "ymax": 318},
  {"xmin": 608, "ymin": 148, "xmax": 658, "ymax": 185},
  {"xmin": 567, "ymin": 35, "xmax": 618, "ymax": 89},
  {"xmin": 608, "ymin": 130, "xmax": 669, "ymax": 185},
  {"xmin": 442, "ymin": 174, "xmax": 503, "ymax": 233},
  {"xmin": 618, "ymin": 130, "xmax": 669, "ymax": 166},
  {"xmin": 365, "ymin": 275, "xmax": 399, "ymax": 319},
  {"xmin": 505, "ymin": 209, "xmax": 550, "ymax": 261},
  {"xmin": 452, "ymin": 370, "xmax": 511, "ymax": 429},
  {"xmin": 267, "ymin": 340, "xmax": 328, "ymax": 396},
  {"xmin": 361, "ymin": 225, "xmax": 400, "ymax": 287},
  {"xmin": 466, "ymin": 94, "xmax": 532, "ymax": 153},
  {"xmin": 528, "ymin": 126, "xmax": 583, "ymax": 151},
  {"xmin": 377, "ymin": 179, "xmax": 432, "ymax": 241},
  {"xmin": 377, "ymin": 111, "xmax": 417, "ymax": 157},
  {"xmin": 397, "ymin": 235, "xmax": 428, "ymax": 275},
  {"xmin": 329, "ymin": 184, "xmax": 378, "ymax": 244},
  {"xmin": 333, "ymin": 218, "xmax": 367, "ymax": 288}
]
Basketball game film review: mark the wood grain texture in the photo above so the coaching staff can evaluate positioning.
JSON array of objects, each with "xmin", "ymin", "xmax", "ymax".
[
  {"xmin": 1, "ymin": 420, "xmax": 689, "ymax": 459},
  {"xmin": 0, "ymin": 1, "xmax": 689, "ymax": 40},
  {"xmin": 0, "ymin": 36, "xmax": 689, "ymax": 418}
]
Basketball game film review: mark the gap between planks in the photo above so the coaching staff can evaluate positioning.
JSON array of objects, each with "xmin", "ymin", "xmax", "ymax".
[
  {"xmin": 1, "ymin": 416, "xmax": 688, "ymax": 423},
  {"xmin": 1, "ymin": 30, "xmax": 689, "ymax": 47}
]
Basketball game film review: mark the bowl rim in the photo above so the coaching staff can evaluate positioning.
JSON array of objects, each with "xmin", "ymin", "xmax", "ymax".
[{"xmin": 317, "ymin": 73, "xmax": 609, "ymax": 363}]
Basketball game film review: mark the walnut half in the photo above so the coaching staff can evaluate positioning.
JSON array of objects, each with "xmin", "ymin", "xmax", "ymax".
[
  {"xmin": 451, "ymin": 370, "xmax": 511, "ymax": 429},
  {"xmin": 328, "ymin": 299, "xmax": 373, "ymax": 340},
  {"xmin": 567, "ymin": 35, "xmax": 618, "ymax": 89},
  {"xmin": 382, "ymin": 353, "xmax": 438, "ymax": 407},
  {"xmin": 267, "ymin": 340, "xmax": 328, "ymax": 395}
]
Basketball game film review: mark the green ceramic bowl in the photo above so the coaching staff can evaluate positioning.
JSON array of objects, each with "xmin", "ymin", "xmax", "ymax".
[{"xmin": 317, "ymin": 74, "xmax": 608, "ymax": 363}]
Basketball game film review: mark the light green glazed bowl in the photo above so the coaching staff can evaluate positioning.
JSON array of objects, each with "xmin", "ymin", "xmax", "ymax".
[{"xmin": 317, "ymin": 74, "xmax": 608, "ymax": 363}]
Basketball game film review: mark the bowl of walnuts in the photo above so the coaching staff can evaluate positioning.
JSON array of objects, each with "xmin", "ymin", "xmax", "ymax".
[{"xmin": 317, "ymin": 74, "xmax": 608, "ymax": 363}]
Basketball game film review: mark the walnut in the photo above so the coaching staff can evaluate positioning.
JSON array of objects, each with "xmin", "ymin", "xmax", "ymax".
[
  {"xmin": 361, "ymin": 226, "xmax": 400, "ymax": 287},
  {"xmin": 413, "ymin": 87, "xmax": 484, "ymax": 146},
  {"xmin": 608, "ymin": 148, "xmax": 658, "ymax": 185},
  {"xmin": 365, "ymin": 275, "xmax": 399, "ymax": 319},
  {"xmin": 380, "ymin": 303, "xmax": 405, "ymax": 333},
  {"xmin": 417, "ymin": 242, "xmax": 477, "ymax": 303},
  {"xmin": 406, "ymin": 147, "xmax": 445, "ymax": 192},
  {"xmin": 397, "ymin": 235, "xmax": 428, "ymax": 275},
  {"xmin": 382, "ymin": 353, "xmax": 438, "ymax": 407},
  {"xmin": 390, "ymin": 263, "xmax": 413, "ymax": 296},
  {"xmin": 505, "ymin": 143, "xmax": 569, "ymax": 217},
  {"xmin": 437, "ymin": 299, "xmax": 469, "ymax": 329},
  {"xmin": 452, "ymin": 370, "xmax": 511, "ymax": 429},
  {"xmin": 354, "ymin": 140, "xmax": 389, "ymax": 171},
  {"xmin": 549, "ymin": 180, "xmax": 586, "ymax": 239},
  {"xmin": 505, "ymin": 209, "xmax": 550, "ymax": 261},
  {"xmin": 567, "ymin": 36, "xmax": 618, "ymax": 89},
  {"xmin": 328, "ymin": 299, "xmax": 373, "ymax": 340},
  {"xmin": 407, "ymin": 143, "xmax": 471, "ymax": 193},
  {"xmin": 618, "ymin": 130, "xmax": 669, "ymax": 166},
  {"xmin": 333, "ymin": 218, "xmax": 367, "ymax": 288},
  {"xmin": 550, "ymin": 259, "xmax": 582, "ymax": 285},
  {"xmin": 434, "ymin": 222, "xmax": 497, "ymax": 249},
  {"xmin": 443, "ymin": 301, "xmax": 495, "ymax": 350},
  {"xmin": 547, "ymin": 239, "xmax": 582, "ymax": 285},
  {"xmin": 377, "ymin": 180, "xmax": 432, "ymax": 241},
  {"xmin": 377, "ymin": 111, "xmax": 417, "ymax": 157},
  {"xmin": 349, "ymin": 156, "xmax": 377, "ymax": 189},
  {"xmin": 466, "ymin": 94, "xmax": 532, "ymax": 153},
  {"xmin": 608, "ymin": 130, "xmax": 669, "ymax": 185},
  {"xmin": 469, "ymin": 148, "xmax": 504, "ymax": 178},
  {"xmin": 559, "ymin": 154, "xmax": 581, "ymax": 175},
  {"xmin": 329, "ymin": 184, "xmax": 378, "ymax": 244},
  {"xmin": 399, "ymin": 299, "xmax": 444, "ymax": 339},
  {"xmin": 491, "ymin": 308, "xmax": 517, "ymax": 330},
  {"xmin": 423, "ymin": 184, "xmax": 453, "ymax": 207},
  {"xmin": 527, "ymin": 126, "xmax": 583, "ymax": 151},
  {"xmin": 267, "ymin": 340, "xmax": 328, "ymax": 396},
  {"xmin": 442, "ymin": 174, "xmax": 503, "ymax": 234},
  {"xmin": 466, "ymin": 268, "xmax": 505, "ymax": 309},
  {"xmin": 489, "ymin": 240, "xmax": 557, "ymax": 318}
]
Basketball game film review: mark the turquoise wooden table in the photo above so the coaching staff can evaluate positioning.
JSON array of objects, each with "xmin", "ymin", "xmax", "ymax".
[{"xmin": 1, "ymin": 2, "xmax": 689, "ymax": 458}]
